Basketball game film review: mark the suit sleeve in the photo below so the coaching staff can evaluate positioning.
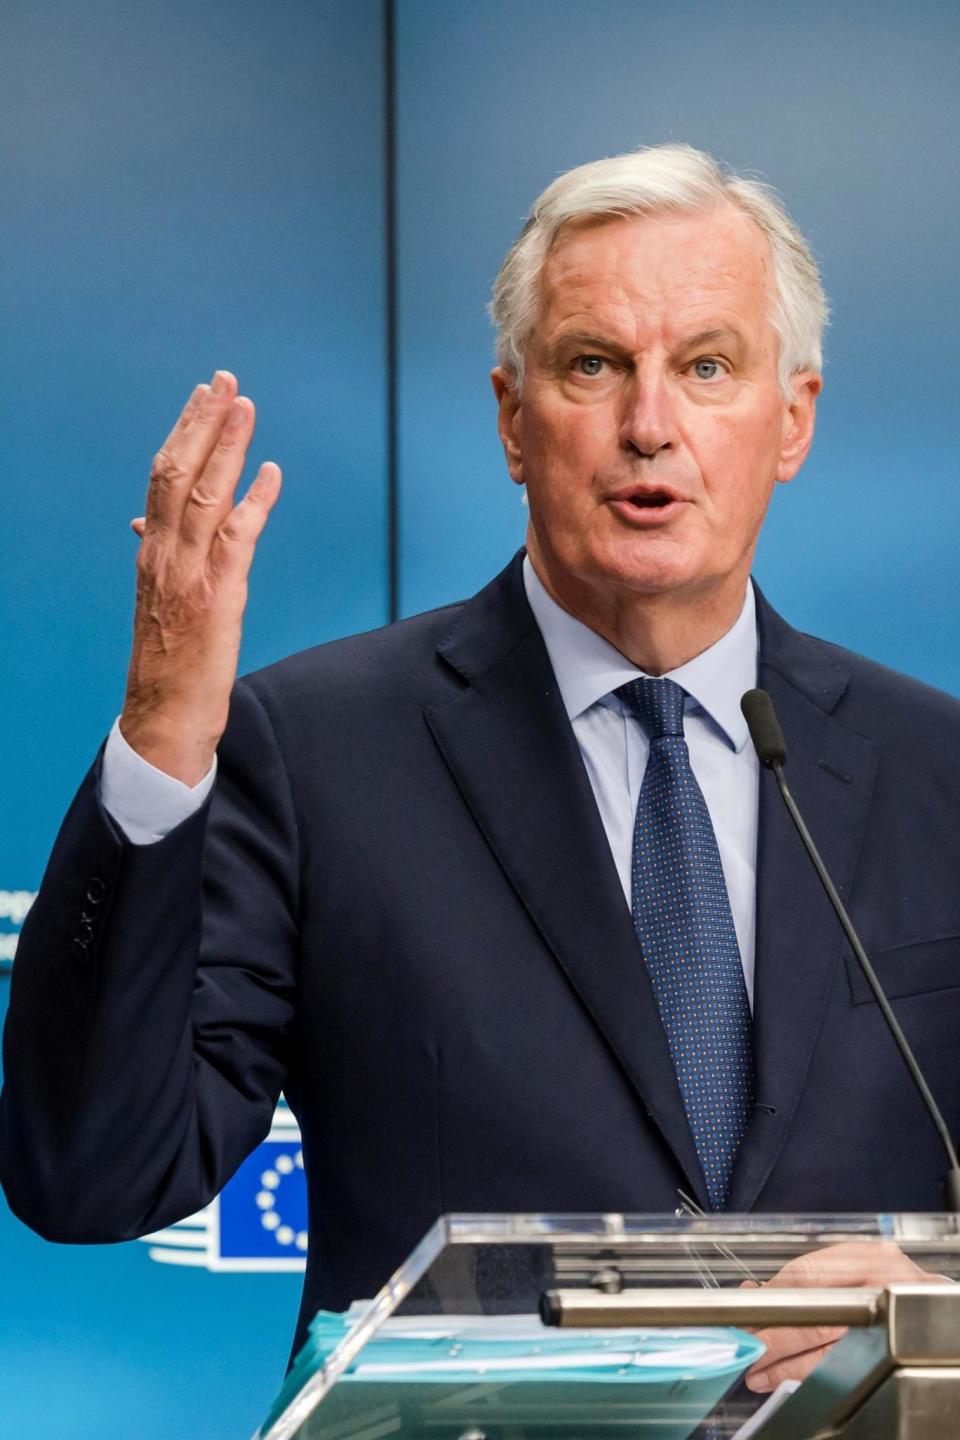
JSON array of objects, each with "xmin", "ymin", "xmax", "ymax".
[{"xmin": 0, "ymin": 678, "xmax": 300, "ymax": 1242}]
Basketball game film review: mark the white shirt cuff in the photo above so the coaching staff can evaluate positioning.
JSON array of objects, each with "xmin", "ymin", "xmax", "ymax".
[{"xmin": 101, "ymin": 717, "xmax": 217, "ymax": 845}]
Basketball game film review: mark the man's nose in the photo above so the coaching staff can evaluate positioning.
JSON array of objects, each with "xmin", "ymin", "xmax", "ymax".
[{"xmin": 619, "ymin": 375, "xmax": 679, "ymax": 458}]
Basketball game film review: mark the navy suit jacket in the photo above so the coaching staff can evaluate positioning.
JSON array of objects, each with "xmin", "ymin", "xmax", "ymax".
[{"xmin": 4, "ymin": 551, "xmax": 960, "ymax": 1356}]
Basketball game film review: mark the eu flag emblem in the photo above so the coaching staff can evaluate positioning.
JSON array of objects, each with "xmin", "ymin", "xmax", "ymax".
[
  {"xmin": 138, "ymin": 1103, "xmax": 308, "ymax": 1273},
  {"xmin": 220, "ymin": 1140, "xmax": 309, "ymax": 1261}
]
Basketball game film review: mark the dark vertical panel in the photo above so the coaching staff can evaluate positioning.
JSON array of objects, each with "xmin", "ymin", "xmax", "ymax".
[
  {"xmin": 384, "ymin": 0, "xmax": 400, "ymax": 620},
  {"xmin": 394, "ymin": 0, "xmax": 960, "ymax": 696}
]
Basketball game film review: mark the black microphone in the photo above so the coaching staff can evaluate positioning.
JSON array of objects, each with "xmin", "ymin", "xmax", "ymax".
[{"xmin": 741, "ymin": 687, "xmax": 960, "ymax": 1213}]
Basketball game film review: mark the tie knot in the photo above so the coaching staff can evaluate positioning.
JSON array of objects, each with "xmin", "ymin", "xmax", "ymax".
[{"xmin": 616, "ymin": 677, "xmax": 686, "ymax": 739}]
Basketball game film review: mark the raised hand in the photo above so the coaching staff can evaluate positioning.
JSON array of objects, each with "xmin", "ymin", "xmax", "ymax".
[{"xmin": 120, "ymin": 371, "xmax": 281, "ymax": 785}]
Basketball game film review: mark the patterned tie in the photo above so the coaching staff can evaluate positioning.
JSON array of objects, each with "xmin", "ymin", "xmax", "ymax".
[{"xmin": 616, "ymin": 678, "xmax": 753, "ymax": 1210}]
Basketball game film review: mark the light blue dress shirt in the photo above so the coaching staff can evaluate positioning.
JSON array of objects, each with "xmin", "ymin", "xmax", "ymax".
[{"xmin": 522, "ymin": 556, "xmax": 759, "ymax": 1004}]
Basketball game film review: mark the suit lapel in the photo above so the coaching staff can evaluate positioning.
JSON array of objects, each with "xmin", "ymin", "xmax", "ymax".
[
  {"xmin": 728, "ymin": 593, "xmax": 880, "ymax": 1211},
  {"xmin": 426, "ymin": 555, "xmax": 709, "ymax": 1204}
]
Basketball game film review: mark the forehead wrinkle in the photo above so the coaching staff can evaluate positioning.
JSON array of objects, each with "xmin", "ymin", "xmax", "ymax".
[
  {"xmin": 535, "ymin": 208, "xmax": 777, "ymax": 358},
  {"xmin": 541, "ymin": 293, "xmax": 757, "ymax": 364}
]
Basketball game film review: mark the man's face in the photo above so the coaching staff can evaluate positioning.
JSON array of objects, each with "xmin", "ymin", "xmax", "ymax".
[{"xmin": 493, "ymin": 207, "xmax": 820, "ymax": 618}]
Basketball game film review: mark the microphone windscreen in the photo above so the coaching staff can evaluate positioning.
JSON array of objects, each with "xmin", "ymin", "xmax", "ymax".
[{"xmin": 741, "ymin": 688, "xmax": 787, "ymax": 768}]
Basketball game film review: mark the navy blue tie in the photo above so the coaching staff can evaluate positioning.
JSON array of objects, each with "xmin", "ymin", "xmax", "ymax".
[{"xmin": 616, "ymin": 678, "xmax": 753, "ymax": 1210}]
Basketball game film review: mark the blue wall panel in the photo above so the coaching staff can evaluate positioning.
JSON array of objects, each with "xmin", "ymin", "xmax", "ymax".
[
  {"xmin": 0, "ymin": 2, "xmax": 386, "ymax": 1435},
  {"xmin": 394, "ymin": 0, "xmax": 960, "ymax": 695},
  {"xmin": 1, "ymin": 0, "xmax": 388, "ymax": 892}
]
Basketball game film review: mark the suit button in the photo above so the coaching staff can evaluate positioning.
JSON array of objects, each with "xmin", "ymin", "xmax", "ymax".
[
  {"xmin": 75, "ymin": 918, "xmax": 94, "ymax": 946},
  {"xmin": 86, "ymin": 878, "xmax": 107, "ymax": 905},
  {"xmin": 72, "ymin": 936, "xmax": 90, "ymax": 958}
]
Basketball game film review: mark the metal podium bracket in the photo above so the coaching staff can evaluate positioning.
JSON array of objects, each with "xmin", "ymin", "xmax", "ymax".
[
  {"xmin": 543, "ymin": 1283, "xmax": 960, "ymax": 1439},
  {"xmin": 753, "ymin": 1285, "xmax": 960, "ymax": 1440}
]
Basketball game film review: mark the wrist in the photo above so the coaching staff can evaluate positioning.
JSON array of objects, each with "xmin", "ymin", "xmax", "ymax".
[{"xmin": 118, "ymin": 710, "xmax": 219, "ymax": 787}]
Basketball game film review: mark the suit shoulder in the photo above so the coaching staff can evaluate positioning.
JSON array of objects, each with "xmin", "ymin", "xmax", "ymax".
[
  {"xmin": 804, "ymin": 631, "xmax": 960, "ymax": 735},
  {"xmin": 237, "ymin": 599, "xmax": 467, "ymax": 709}
]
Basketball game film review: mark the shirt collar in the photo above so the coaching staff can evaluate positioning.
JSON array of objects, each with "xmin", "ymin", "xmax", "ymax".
[{"xmin": 522, "ymin": 554, "xmax": 757, "ymax": 753}]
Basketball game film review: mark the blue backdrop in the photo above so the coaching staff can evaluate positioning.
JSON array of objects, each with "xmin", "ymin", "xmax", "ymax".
[{"xmin": 2, "ymin": 1, "xmax": 958, "ymax": 1435}]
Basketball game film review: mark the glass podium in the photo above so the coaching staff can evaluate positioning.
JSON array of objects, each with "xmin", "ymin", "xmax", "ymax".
[{"xmin": 255, "ymin": 1213, "xmax": 960, "ymax": 1440}]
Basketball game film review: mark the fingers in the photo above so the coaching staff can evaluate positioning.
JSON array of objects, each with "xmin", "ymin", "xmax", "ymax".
[
  {"xmin": 131, "ymin": 427, "xmax": 272, "ymax": 550},
  {"xmin": 145, "ymin": 370, "xmax": 239, "ymax": 532},
  {"xmin": 178, "ymin": 395, "xmax": 257, "ymax": 549},
  {"xmin": 762, "ymin": 1241, "xmax": 928, "ymax": 1290},
  {"xmin": 211, "ymin": 461, "xmax": 282, "ymax": 574},
  {"xmin": 738, "ymin": 1241, "xmax": 941, "ymax": 1396},
  {"xmin": 749, "ymin": 1320, "xmax": 847, "ymax": 1373},
  {"xmin": 133, "ymin": 375, "xmax": 280, "ymax": 574},
  {"xmin": 158, "ymin": 378, "xmax": 214, "ymax": 457},
  {"xmin": 746, "ymin": 1331, "xmax": 843, "ymax": 1391}
]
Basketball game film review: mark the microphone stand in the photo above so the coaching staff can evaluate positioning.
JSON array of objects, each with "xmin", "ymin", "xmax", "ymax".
[{"xmin": 741, "ymin": 688, "xmax": 960, "ymax": 1213}]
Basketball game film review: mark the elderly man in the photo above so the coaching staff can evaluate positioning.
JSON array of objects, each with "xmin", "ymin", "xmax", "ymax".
[{"xmin": 2, "ymin": 145, "xmax": 956, "ymax": 1393}]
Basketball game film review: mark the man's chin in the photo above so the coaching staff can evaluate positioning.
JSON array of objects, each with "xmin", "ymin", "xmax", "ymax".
[
  {"xmin": 584, "ymin": 544, "xmax": 709, "ymax": 598},
  {"xmin": 528, "ymin": 533, "xmax": 727, "ymax": 610}
]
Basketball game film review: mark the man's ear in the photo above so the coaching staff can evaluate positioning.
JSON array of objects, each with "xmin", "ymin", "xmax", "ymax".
[
  {"xmin": 777, "ymin": 371, "xmax": 822, "ymax": 484},
  {"xmin": 491, "ymin": 367, "xmax": 525, "ymax": 486}
]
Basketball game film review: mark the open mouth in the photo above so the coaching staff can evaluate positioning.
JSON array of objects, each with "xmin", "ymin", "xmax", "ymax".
[
  {"xmin": 607, "ymin": 489, "xmax": 683, "ymax": 524},
  {"xmin": 626, "ymin": 490, "xmax": 674, "ymax": 508}
]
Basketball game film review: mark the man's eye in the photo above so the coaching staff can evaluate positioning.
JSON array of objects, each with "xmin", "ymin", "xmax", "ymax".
[
  {"xmin": 573, "ymin": 355, "xmax": 607, "ymax": 377},
  {"xmin": 691, "ymin": 357, "xmax": 725, "ymax": 380}
]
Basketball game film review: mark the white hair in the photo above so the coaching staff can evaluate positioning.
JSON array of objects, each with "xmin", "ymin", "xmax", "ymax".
[{"xmin": 490, "ymin": 144, "xmax": 828, "ymax": 398}]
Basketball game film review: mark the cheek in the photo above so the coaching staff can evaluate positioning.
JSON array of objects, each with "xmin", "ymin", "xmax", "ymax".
[
  {"xmin": 523, "ymin": 391, "xmax": 613, "ymax": 457},
  {"xmin": 523, "ymin": 412, "xmax": 603, "ymax": 492},
  {"xmin": 699, "ymin": 413, "xmax": 782, "ymax": 508}
]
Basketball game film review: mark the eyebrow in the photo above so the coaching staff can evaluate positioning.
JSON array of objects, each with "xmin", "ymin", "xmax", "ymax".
[
  {"xmin": 545, "ymin": 325, "xmax": 747, "ymax": 367},
  {"xmin": 544, "ymin": 332, "xmax": 629, "ymax": 367},
  {"xmin": 678, "ymin": 327, "xmax": 746, "ymax": 352}
]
